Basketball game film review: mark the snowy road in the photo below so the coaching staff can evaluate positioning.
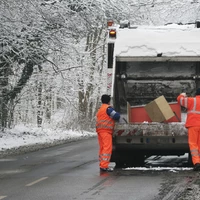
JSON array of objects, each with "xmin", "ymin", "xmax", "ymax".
[{"xmin": 0, "ymin": 138, "xmax": 199, "ymax": 200}]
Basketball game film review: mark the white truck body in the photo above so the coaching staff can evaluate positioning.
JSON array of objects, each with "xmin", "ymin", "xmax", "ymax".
[{"xmin": 107, "ymin": 22, "xmax": 200, "ymax": 167}]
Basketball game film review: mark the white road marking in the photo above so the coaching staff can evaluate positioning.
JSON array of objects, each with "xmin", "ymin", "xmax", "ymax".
[
  {"xmin": 0, "ymin": 159, "xmax": 17, "ymax": 162},
  {"xmin": 26, "ymin": 177, "xmax": 48, "ymax": 187},
  {"xmin": 0, "ymin": 169, "xmax": 26, "ymax": 175},
  {"xmin": 0, "ymin": 196, "xmax": 7, "ymax": 199}
]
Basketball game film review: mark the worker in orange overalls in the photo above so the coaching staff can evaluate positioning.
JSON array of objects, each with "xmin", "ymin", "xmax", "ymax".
[
  {"xmin": 177, "ymin": 88, "xmax": 200, "ymax": 171},
  {"xmin": 96, "ymin": 94, "xmax": 120, "ymax": 172}
]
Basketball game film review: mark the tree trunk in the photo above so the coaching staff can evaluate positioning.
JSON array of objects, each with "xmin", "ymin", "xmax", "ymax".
[
  {"xmin": 0, "ymin": 62, "xmax": 10, "ymax": 130},
  {"xmin": 37, "ymin": 82, "xmax": 43, "ymax": 127},
  {"xmin": 77, "ymin": 25, "xmax": 106, "ymax": 130},
  {"xmin": 1, "ymin": 92, "xmax": 8, "ymax": 129}
]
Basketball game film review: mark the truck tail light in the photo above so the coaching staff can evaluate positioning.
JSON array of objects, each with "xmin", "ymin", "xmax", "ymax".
[
  {"xmin": 109, "ymin": 29, "xmax": 116, "ymax": 38},
  {"xmin": 107, "ymin": 20, "xmax": 114, "ymax": 27}
]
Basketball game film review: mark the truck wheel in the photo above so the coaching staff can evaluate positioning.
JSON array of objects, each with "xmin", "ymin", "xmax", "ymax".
[
  {"xmin": 115, "ymin": 156, "xmax": 145, "ymax": 168},
  {"xmin": 115, "ymin": 161, "xmax": 126, "ymax": 168},
  {"xmin": 188, "ymin": 152, "xmax": 193, "ymax": 167},
  {"xmin": 114, "ymin": 153, "xmax": 145, "ymax": 168},
  {"xmin": 129, "ymin": 154, "xmax": 145, "ymax": 167}
]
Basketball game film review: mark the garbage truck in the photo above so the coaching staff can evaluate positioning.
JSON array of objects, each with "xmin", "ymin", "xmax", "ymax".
[{"xmin": 106, "ymin": 20, "xmax": 200, "ymax": 167}]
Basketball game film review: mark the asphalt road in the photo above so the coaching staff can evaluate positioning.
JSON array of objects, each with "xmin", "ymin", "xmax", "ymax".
[{"xmin": 0, "ymin": 137, "xmax": 199, "ymax": 200}]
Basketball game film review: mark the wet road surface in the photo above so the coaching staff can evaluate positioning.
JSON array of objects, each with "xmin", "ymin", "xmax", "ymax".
[{"xmin": 0, "ymin": 137, "xmax": 199, "ymax": 200}]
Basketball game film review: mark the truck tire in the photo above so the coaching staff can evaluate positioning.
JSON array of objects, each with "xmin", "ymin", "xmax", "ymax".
[
  {"xmin": 115, "ymin": 161, "xmax": 126, "ymax": 168},
  {"xmin": 188, "ymin": 152, "xmax": 193, "ymax": 167},
  {"xmin": 128, "ymin": 154, "xmax": 145, "ymax": 167},
  {"xmin": 115, "ymin": 153, "xmax": 145, "ymax": 168}
]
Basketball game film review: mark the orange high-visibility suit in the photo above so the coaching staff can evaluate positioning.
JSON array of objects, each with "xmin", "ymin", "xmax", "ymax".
[
  {"xmin": 96, "ymin": 104, "xmax": 115, "ymax": 169},
  {"xmin": 177, "ymin": 94, "xmax": 200, "ymax": 165}
]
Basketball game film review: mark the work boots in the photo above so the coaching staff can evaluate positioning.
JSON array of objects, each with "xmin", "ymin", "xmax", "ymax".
[
  {"xmin": 193, "ymin": 163, "xmax": 200, "ymax": 171},
  {"xmin": 100, "ymin": 167, "xmax": 114, "ymax": 172}
]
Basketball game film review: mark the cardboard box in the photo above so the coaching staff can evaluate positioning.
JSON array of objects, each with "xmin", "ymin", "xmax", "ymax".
[{"xmin": 144, "ymin": 95, "xmax": 175, "ymax": 122}]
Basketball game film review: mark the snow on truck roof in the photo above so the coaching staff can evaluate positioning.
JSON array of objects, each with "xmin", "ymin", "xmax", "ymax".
[{"xmin": 113, "ymin": 24, "xmax": 200, "ymax": 60}]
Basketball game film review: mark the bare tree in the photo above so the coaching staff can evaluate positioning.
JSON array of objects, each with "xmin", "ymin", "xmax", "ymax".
[{"xmin": 1, "ymin": 0, "xmax": 200, "ymax": 131}]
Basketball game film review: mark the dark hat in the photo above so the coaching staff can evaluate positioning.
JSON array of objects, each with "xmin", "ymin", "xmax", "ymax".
[
  {"xmin": 101, "ymin": 94, "xmax": 111, "ymax": 104},
  {"xmin": 196, "ymin": 88, "xmax": 200, "ymax": 95}
]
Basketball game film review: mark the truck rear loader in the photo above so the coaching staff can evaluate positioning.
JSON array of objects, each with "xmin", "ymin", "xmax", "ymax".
[{"xmin": 106, "ymin": 20, "xmax": 200, "ymax": 167}]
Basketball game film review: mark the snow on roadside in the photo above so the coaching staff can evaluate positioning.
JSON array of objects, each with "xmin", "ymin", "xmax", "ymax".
[
  {"xmin": 0, "ymin": 124, "xmax": 96, "ymax": 152},
  {"xmin": 125, "ymin": 167, "xmax": 192, "ymax": 171}
]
